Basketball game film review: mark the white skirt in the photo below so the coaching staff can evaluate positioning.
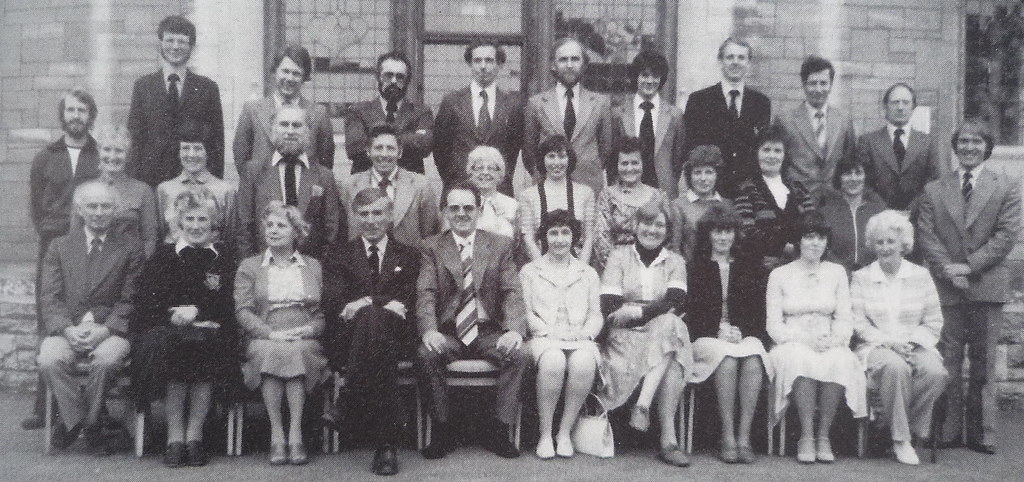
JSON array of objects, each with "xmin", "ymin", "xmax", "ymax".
[
  {"xmin": 689, "ymin": 336, "xmax": 769, "ymax": 384},
  {"xmin": 767, "ymin": 342, "xmax": 867, "ymax": 427}
]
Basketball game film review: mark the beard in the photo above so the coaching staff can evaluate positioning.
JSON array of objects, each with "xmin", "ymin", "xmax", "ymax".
[
  {"xmin": 62, "ymin": 119, "xmax": 90, "ymax": 139},
  {"xmin": 379, "ymin": 82, "xmax": 406, "ymax": 103}
]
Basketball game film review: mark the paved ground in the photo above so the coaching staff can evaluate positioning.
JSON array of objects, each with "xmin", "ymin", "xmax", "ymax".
[{"xmin": 2, "ymin": 392, "xmax": 1021, "ymax": 481}]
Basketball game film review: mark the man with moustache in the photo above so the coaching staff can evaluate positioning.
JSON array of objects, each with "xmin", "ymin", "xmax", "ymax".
[
  {"xmin": 38, "ymin": 181, "xmax": 145, "ymax": 454},
  {"xmin": 524, "ymin": 37, "xmax": 613, "ymax": 194},
  {"xmin": 777, "ymin": 56, "xmax": 856, "ymax": 194},
  {"xmin": 611, "ymin": 50, "xmax": 686, "ymax": 197},
  {"xmin": 684, "ymin": 37, "xmax": 771, "ymax": 198},
  {"xmin": 127, "ymin": 15, "xmax": 224, "ymax": 186},
  {"xmin": 346, "ymin": 51, "xmax": 433, "ymax": 174},
  {"xmin": 340, "ymin": 124, "xmax": 440, "ymax": 249},
  {"xmin": 417, "ymin": 181, "xmax": 529, "ymax": 460},
  {"xmin": 322, "ymin": 187, "xmax": 420, "ymax": 476},
  {"xmin": 918, "ymin": 121, "xmax": 1021, "ymax": 455},
  {"xmin": 235, "ymin": 106, "xmax": 343, "ymax": 261},
  {"xmin": 434, "ymin": 39, "xmax": 524, "ymax": 194},
  {"xmin": 24, "ymin": 88, "xmax": 102, "ymax": 430}
]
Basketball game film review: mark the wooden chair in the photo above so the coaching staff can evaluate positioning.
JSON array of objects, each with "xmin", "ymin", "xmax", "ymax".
[{"xmin": 420, "ymin": 360, "xmax": 522, "ymax": 449}]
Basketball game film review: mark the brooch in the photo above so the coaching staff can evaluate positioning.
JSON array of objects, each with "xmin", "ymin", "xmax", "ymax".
[
  {"xmin": 311, "ymin": 185, "xmax": 324, "ymax": 197},
  {"xmin": 394, "ymin": 266, "xmax": 402, "ymax": 273},
  {"xmin": 205, "ymin": 273, "xmax": 221, "ymax": 290}
]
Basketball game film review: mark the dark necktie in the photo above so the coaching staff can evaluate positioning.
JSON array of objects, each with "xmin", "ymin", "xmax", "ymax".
[
  {"xmin": 368, "ymin": 244, "xmax": 380, "ymax": 279},
  {"xmin": 385, "ymin": 100, "xmax": 398, "ymax": 123},
  {"xmin": 893, "ymin": 128, "xmax": 906, "ymax": 169},
  {"xmin": 168, "ymin": 73, "xmax": 180, "ymax": 108},
  {"xmin": 478, "ymin": 90, "xmax": 492, "ymax": 136},
  {"xmin": 564, "ymin": 87, "xmax": 576, "ymax": 139},
  {"xmin": 639, "ymin": 100, "xmax": 657, "ymax": 186},
  {"xmin": 378, "ymin": 177, "xmax": 392, "ymax": 198},
  {"xmin": 282, "ymin": 155, "xmax": 299, "ymax": 206},
  {"xmin": 962, "ymin": 170, "xmax": 973, "ymax": 199},
  {"xmin": 89, "ymin": 237, "xmax": 102, "ymax": 259},
  {"xmin": 728, "ymin": 89, "xmax": 740, "ymax": 119}
]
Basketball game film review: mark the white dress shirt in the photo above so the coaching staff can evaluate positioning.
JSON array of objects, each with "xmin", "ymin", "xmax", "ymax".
[
  {"xmin": 272, "ymin": 151, "xmax": 310, "ymax": 201},
  {"xmin": 720, "ymin": 81, "xmax": 745, "ymax": 114}
]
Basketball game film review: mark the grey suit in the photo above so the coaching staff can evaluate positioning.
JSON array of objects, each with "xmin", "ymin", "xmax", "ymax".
[
  {"xmin": 339, "ymin": 167, "xmax": 441, "ymax": 249},
  {"xmin": 232, "ymin": 96, "xmax": 336, "ymax": 175},
  {"xmin": 917, "ymin": 167, "xmax": 1022, "ymax": 445},
  {"xmin": 777, "ymin": 103, "xmax": 856, "ymax": 194},
  {"xmin": 611, "ymin": 98, "xmax": 686, "ymax": 197},
  {"xmin": 524, "ymin": 86, "xmax": 613, "ymax": 194},
  {"xmin": 856, "ymin": 127, "xmax": 948, "ymax": 211}
]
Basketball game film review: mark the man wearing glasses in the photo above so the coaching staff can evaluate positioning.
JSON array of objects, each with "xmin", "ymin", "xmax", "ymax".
[{"xmin": 345, "ymin": 51, "xmax": 434, "ymax": 174}]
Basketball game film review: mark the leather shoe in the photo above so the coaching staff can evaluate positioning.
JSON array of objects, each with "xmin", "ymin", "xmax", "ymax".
[
  {"xmin": 966, "ymin": 441, "xmax": 996, "ymax": 455},
  {"xmin": 51, "ymin": 423, "xmax": 81, "ymax": 451},
  {"xmin": 373, "ymin": 444, "xmax": 399, "ymax": 476},
  {"xmin": 269, "ymin": 444, "xmax": 288, "ymax": 465},
  {"xmin": 186, "ymin": 440, "xmax": 208, "ymax": 467},
  {"xmin": 484, "ymin": 436, "xmax": 521, "ymax": 458},
  {"xmin": 21, "ymin": 414, "xmax": 45, "ymax": 431},
  {"xmin": 164, "ymin": 442, "xmax": 186, "ymax": 467},
  {"xmin": 289, "ymin": 443, "xmax": 309, "ymax": 465}
]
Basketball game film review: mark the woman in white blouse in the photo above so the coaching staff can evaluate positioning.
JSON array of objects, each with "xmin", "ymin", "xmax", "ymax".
[{"xmin": 851, "ymin": 210, "xmax": 947, "ymax": 465}]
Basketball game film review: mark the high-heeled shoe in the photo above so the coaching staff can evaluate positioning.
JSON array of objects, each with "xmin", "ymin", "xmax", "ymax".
[
  {"xmin": 289, "ymin": 443, "xmax": 308, "ymax": 465},
  {"xmin": 555, "ymin": 435, "xmax": 574, "ymax": 458},
  {"xmin": 535, "ymin": 436, "xmax": 555, "ymax": 460},
  {"xmin": 816, "ymin": 437, "xmax": 835, "ymax": 463},
  {"xmin": 796, "ymin": 438, "xmax": 815, "ymax": 464},
  {"xmin": 269, "ymin": 444, "xmax": 288, "ymax": 465}
]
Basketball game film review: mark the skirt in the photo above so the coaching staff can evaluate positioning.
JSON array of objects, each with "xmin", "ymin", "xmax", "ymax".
[
  {"xmin": 243, "ymin": 338, "xmax": 328, "ymax": 392},
  {"xmin": 131, "ymin": 325, "xmax": 242, "ymax": 402},
  {"xmin": 767, "ymin": 342, "xmax": 867, "ymax": 426},
  {"xmin": 597, "ymin": 313, "xmax": 694, "ymax": 410},
  {"xmin": 689, "ymin": 336, "xmax": 769, "ymax": 384},
  {"xmin": 528, "ymin": 336, "xmax": 601, "ymax": 364}
]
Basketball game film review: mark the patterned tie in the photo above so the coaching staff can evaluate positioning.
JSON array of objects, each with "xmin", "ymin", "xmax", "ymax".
[
  {"xmin": 814, "ymin": 110, "xmax": 827, "ymax": 150},
  {"xmin": 478, "ymin": 89, "xmax": 492, "ymax": 136},
  {"xmin": 455, "ymin": 242, "xmax": 479, "ymax": 345},
  {"xmin": 378, "ymin": 177, "xmax": 392, "ymax": 199},
  {"xmin": 368, "ymin": 244, "xmax": 380, "ymax": 280},
  {"xmin": 639, "ymin": 101, "xmax": 657, "ymax": 185},
  {"xmin": 962, "ymin": 170, "xmax": 973, "ymax": 199},
  {"xmin": 728, "ymin": 89, "xmax": 740, "ymax": 119},
  {"xmin": 893, "ymin": 128, "xmax": 906, "ymax": 169},
  {"xmin": 282, "ymin": 155, "xmax": 299, "ymax": 206},
  {"xmin": 168, "ymin": 73, "xmax": 180, "ymax": 108},
  {"xmin": 563, "ymin": 87, "xmax": 576, "ymax": 139}
]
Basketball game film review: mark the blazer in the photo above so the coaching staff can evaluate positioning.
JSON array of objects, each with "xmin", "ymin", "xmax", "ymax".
[
  {"xmin": 917, "ymin": 168, "xmax": 1022, "ymax": 304},
  {"xmin": 233, "ymin": 253, "xmax": 324, "ymax": 340},
  {"xmin": 232, "ymin": 95, "xmax": 336, "ymax": 175},
  {"xmin": 433, "ymin": 86, "xmax": 524, "ymax": 184},
  {"xmin": 776, "ymin": 103, "xmax": 857, "ymax": 194},
  {"xmin": 416, "ymin": 230, "xmax": 527, "ymax": 338},
  {"xmin": 127, "ymin": 70, "xmax": 225, "ymax": 185},
  {"xmin": 339, "ymin": 167, "xmax": 440, "ymax": 249},
  {"xmin": 683, "ymin": 83, "xmax": 771, "ymax": 198},
  {"xmin": 345, "ymin": 98, "xmax": 433, "ymax": 174},
  {"xmin": 850, "ymin": 260, "xmax": 943, "ymax": 358},
  {"xmin": 611, "ymin": 98, "xmax": 687, "ymax": 197},
  {"xmin": 30, "ymin": 135, "xmax": 100, "ymax": 238},
  {"xmin": 856, "ymin": 127, "xmax": 948, "ymax": 211},
  {"xmin": 322, "ymin": 236, "xmax": 420, "ymax": 324},
  {"xmin": 685, "ymin": 256, "xmax": 769, "ymax": 345},
  {"xmin": 523, "ymin": 86, "xmax": 613, "ymax": 194},
  {"xmin": 234, "ymin": 154, "xmax": 344, "ymax": 261},
  {"xmin": 40, "ymin": 228, "xmax": 145, "ymax": 337}
]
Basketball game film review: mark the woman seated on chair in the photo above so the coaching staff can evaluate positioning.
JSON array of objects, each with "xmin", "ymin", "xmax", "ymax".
[
  {"xmin": 132, "ymin": 190, "xmax": 240, "ymax": 467},
  {"xmin": 685, "ymin": 204, "xmax": 769, "ymax": 464},
  {"xmin": 235, "ymin": 201, "xmax": 328, "ymax": 465},
  {"xmin": 766, "ymin": 212, "xmax": 867, "ymax": 464},
  {"xmin": 521, "ymin": 209, "xmax": 603, "ymax": 460},
  {"xmin": 597, "ymin": 200, "xmax": 693, "ymax": 467},
  {"xmin": 851, "ymin": 210, "xmax": 948, "ymax": 465}
]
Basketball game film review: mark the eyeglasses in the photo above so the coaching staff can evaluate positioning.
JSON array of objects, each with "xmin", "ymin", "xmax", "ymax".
[
  {"xmin": 380, "ymin": 72, "xmax": 408, "ymax": 82},
  {"xmin": 161, "ymin": 38, "xmax": 191, "ymax": 47},
  {"xmin": 445, "ymin": 204, "xmax": 478, "ymax": 214},
  {"xmin": 469, "ymin": 164, "xmax": 502, "ymax": 172}
]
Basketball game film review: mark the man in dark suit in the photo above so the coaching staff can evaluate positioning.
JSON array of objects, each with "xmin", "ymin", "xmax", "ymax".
[
  {"xmin": 417, "ymin": 181, "xmax": 529, "ymax": 460},
  {"xmin": 235, "ymin": 106, "xmax": 343, "ymax": 261},
  {"xmin": 434, "ymin": 40, "xmax": 524, "ymax": 194},
  {"xmin": 322, "ymin": 187, "xmax": 420, "ymax": 476},
  {"xmin": 24, "ymin": 89, "xmax": 102, "ymax": 430},
  {"xmin": 127, "ymin": 15, "xmax": 224, "ymax": 186},
  {"xmin": 683, "ymin": 37, "xmax": 771, "ymax": 198},
  {"xmin": 612, "ymin": 50, "xmax": 686, "ymax": 197},
  {"xmin": 918, "ymin": 121, "xmax": 1022, "ymax": 455},
  {"xmin": 777, "ymin": 56, "xmax": 856, "ymax": 194},
  {"xmin": 856, "ymin": 83, "xmax": 948, "ymax": 211},
  {"xmin": 346, "ymin": 51, "xmax": 433, "ymax": 174},
  {"xmin": 37, "ymin": 180, "xmax": 144, "ymax": 453},
  {"xmin": 523, "ymin": 37, "xmax": 613, "ymax": 194}
]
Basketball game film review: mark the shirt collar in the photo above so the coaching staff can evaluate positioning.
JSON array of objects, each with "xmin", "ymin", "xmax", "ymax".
[
  {"xmin": 805, "ymin": 101, "xmax": 828, "ymax": 118},
  {"xmin": 162, "ymin": 65, "xmax": 187, "ymax": 84},
  {"xmin": 261, "ymin": 248, "xmax": 305, "ymax": 267},
  {"xmin": 630, "ymin": 244, "xmax": 669, "ymax": 266},
  {"xmin": 176, "ymin": 170, "xmax": 213, "ymax": 184},
  {"xmin": 472, "ymin": 81, "xmax": 497, "ymax": 99},
  {"xmin": 361, "ymin": 235, "xmax": 389, "ymax": 255},
  {"xmin": 84, "ymin": 227, "xmax": 107, "ymax": 247},
  {"xmin": 273, "ymin": 91, "xmax": 304, "ymax": 108},
  {"xmin": 685, "ymin": 189, "xmax": 723, "ymax": 202},
  {"xmin": 886, "ymin": 123, "xmax": 910, "ymax": 139},
  {"xmin": 635, "ymin": 92, "xmax": 660, "ymax": 110},
  {"xmin": 867, "ymin": 260, "xmax": 914, "ymax": 282},
  {"xmin": 272, "ymin": 150, "xmax": 311, "ymax": 168},
  {"xmin": 555, "ymin": 82, "xmax": 579, "ymax": 100},
  {"xmin": 174, "ymin": 238, "xmax": 219, "ymax": 257},
  {"xmin": 370, "ymin": 166, "xmax": 399, "ymax": 184},
  {"xmin": 378, "ymin": 95, "xmax": 404, "ymax": 111},
  {"xmin": 451, "ymin": 230, "xmax": 477, "ymax": 249},
  {"xmin": 721, "ymin": 81, "xmax": 745, "ymax": 97},
  {"xmin": 957, "ymin": 162, "xmax": 985, "ymax": 178}
]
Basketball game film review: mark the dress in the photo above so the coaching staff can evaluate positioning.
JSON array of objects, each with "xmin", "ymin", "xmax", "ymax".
[
  {"xmin": 593, "ymin": 182, "xmax": 668, "ymax": 271},
  {"xmin": 597, "ymin": 246, "xmax": 693, "ymax": 409},
  {"xmin": 765, "ymin": 260, "xmax": 867, "ymax": 426},
  {"xmin": 132, "ymin": 242, "xmax": 241, "ymax": 401},
  {"xmin": 686, "ymin": 256, "xmax": 769, "ymax": 383},
  {"xmin": 520, "ymin": 256, "xmax": 603, "ymax": 363},
  {"xmin": 235, "ymin": 250, "xmax": 328, "ymax": 392}
]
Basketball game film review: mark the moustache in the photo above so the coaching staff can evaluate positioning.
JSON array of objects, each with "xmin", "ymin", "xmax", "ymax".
[{"xmin": 381, "ymin": 83, "xmax": 405, "ymax": 101}]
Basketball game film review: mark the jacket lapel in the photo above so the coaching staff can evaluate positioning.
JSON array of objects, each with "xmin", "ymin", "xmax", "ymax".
[
  {"xmin": 824, "ymin": 108, "xmax": 844, "ymax": 158},
  {"xmin": 965, "ymin": 169, "xmax": 997, "ymax": 228},
  {"xmin": 793, "ymin": 105, "xmax": 821, "ymax": 159},
  {"xmin": 378, "ymin": 238, "xmax": 401, "ymax": 288},
  {"xmin": 937, "ymin": 174, "xmax": 967, "ymax": 234},
  {"xmin": 619, "ymin": 104, "xmax": 636, "ymax": 142},
  {"xmin": 297, "ymin": 163, "xmax": 315, "ymax": 211},
  {"xmin": 872, "ymin": 129, "xmax": 901, "ymax": 174},
  {"xmin": 257, "ymin": 97, "xmax": 277, "ymax": 141},
  {"xmin": 391, "ymin": 169, "xmax": 415, "ymax": 224},
  {"xmin": 541, "ymin": 90, "xmax": 562, "ymax": 136},
  {"xmin": 574, "ymin": 89, "xmax": 598, "ymax": 139},
  {"xmin": 470, "ymin": 231, "xmax": 489, "ymax": 292},
  {"xmin": 347, "ymin": 240, "xmax": 374, "ymax": 288},
  {"xmin": 654, "ymin": 102, "xmax": 670, "ymax": 154},
  {"xmin": 902, "ymin": 129, "xmax": 925, "ymax": 174},
  {"xmin": 440, "ymin": 233, "xmax": 464, "ymax": 287},
  {"xmin": 65, "ymin": 231, "xmax": 90, "ymax": 301}
]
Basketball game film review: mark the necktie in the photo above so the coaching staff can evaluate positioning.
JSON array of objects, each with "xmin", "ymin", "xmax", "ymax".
[
  {"xmin": 89, "ymin": 237, "xmax": 102, "ymax": 258},
  {"xmin": 962, "ymin": 170, "xmax": 973, "ymax": 199},
  {"xmin": 563, "ymin": 87, "xmax": 576, "ymax": 139},
  {"xmin": 728, "ymin": 89, "xmax": 740, "ymax": 119},
  {"xmin": 282, "ymin": 155, "xmax": 299, "ymax": 206},
  {"xmin": 639, "ymin": 101, "xmax": 657, "ymax": 186},
  {"xmin": 378, "ymin": 177, "xmax": 392, "ymax": 198},
  {"xmin": 368, "ymin": 244, "xmax": 380, "ymax": 279},
  {"xmin": 385, "ymin": 100, "xmax": 398, "ymax": 123},
  {"xmin": 168, "ymin": 73, "xmax": 180, "ymax": 108},
  {"xmin": 814, "ymin": 110, "xmax": 827, "ymax": 149},
  {"xmin": 478, "ymin": 90, "xmax": 492, "ymax": 136},
  {"xmin": 455, "ymin": 242, "xmax": 479, "ymax": 345},
  {"xmin": 893, "ymin": 128, "xmax": 906, "ymax": 169}
]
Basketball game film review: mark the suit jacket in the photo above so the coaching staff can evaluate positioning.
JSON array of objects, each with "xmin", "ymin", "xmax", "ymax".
[
  {"xmin": 524, "ymin": 86, "xmax": 613, "ymax": 193},
  {"xmin": 234, "ymin": 155, "xmax": 344, "ymax": 261},
  {"xmin": 323, "ymin": 236, "xmax": 420, "ymax": 327},
  {"xmin": 434, "ymin": 86, "xmax": 524, "ymax": 185},
  {"xmin": 232, "ymin": 96, "xmax": 336, "ymax": 175},
  {"xmin": 40, "ymin": 228, "xmax": 145, "ymax": 337},
  {"xmin": 345, "ymin": 98, "xmax": 433, "ymax": 174},
  {"xmin": 416, "ymin": 230, "xmax": 526, "ymax": 338},
  {"xmin": 127, "ymin": 70, "xmax": 225, "ymax": 185},
  {"xmin": 776, "ymin": 102, "xmax": 856, "ymax": 194},
  {"xmin": 856, "ymin": 127, "xmax": 948, "ymax": 211},
  {"xmin": 683, "ymin": 83, "xmax": 771, "ymax": 198},
  {"xmin": 30, "ymin": 136, "xmax": 100, "ymax": 238},
  {"xmin": 611, "ymin": 98, "xmax": 686, "ymax": 197},
  {"xmin": 339, "ymin": 167, "xmax": 440, "ymax": 249},
  {"xmin": 917, "ymin": 168, "xmax": 1022, "ymax": 304},
  {"xmin": 685, "ymin": 256, "xmax": 769, "ymax": 345}
]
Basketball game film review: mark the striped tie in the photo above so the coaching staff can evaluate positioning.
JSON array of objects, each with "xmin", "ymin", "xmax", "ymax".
[{"xmin": 455, "ymin": 243, "xmax": 479, "ymax": 345}]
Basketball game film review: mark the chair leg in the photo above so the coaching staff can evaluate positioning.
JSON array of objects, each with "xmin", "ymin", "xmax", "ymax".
[
  {"xmin": 227, "ymin": 403, "xmax": 235, "ymax": 456},
  {"xmin": 686, "ymin": 386, "xmax": 695, "ymax": 454},
  {"xmin": 235, "ymin": 403, "xmax": 245, "ymax": 456},
  {"xmin": 43, "ymin": 386, "xmax": 54, "ymax": 455},
  {"xmin": 779, "ymin": 410, "xmax": 787, "ymax": 456},
  {"xmin": 134, "ymin": 407, "xmax": 146, "ymax": 457},
  {"xmin": 513, "ymin": 403, "xmax": 522, "ymax": 449},
  {"xmin": 415, "ymin": 386, "xmax": 424, "ymax": 451},
  {"xmin": 857, "ymin": 418, "xmax": 866, "ymax": 458}
]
